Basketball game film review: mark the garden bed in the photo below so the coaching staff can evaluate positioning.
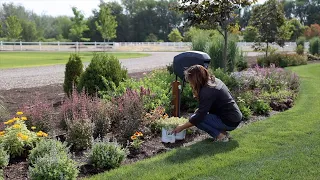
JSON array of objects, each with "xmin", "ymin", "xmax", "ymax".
[{"xmin": 0, "ymin": 64, "xmax": 300, "ymax": 179}]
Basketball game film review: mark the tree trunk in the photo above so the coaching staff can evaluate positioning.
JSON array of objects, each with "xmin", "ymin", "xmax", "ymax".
[
  {"xmin": 223, "ymin": 28, "xmax": 228, "ymax": 72},
  {"xmin": 266, "ymin": 42, "xmax": 269, "ymax": 57}
]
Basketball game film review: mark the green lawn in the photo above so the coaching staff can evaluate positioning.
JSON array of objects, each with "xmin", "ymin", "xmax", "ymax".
[
  {"xmin": 87, "ymin": 63, "xmax": 320, "ymax": 180},
  {"xmin": 0, "ymin": 52, "xmax": 150, "ymax": 69}
]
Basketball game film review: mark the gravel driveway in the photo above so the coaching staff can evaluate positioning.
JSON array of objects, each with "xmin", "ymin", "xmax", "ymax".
[{"xmin": 0, "ymin": 52, "xmax": 180, "ymax": 90}]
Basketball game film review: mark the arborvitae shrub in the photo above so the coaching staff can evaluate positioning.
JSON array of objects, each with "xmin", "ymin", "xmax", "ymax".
[
  {"xmin": 78, "ymin": 53, "xmax": 127, "ymax": 96},
  {"xmin": 63, "ymin": 54, "xmax": 83, "ymax": 97}
]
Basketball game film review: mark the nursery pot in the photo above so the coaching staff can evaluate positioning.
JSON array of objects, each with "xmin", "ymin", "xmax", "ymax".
[
  {"xmin": 175, "ymin": 129, "xmax": 186, "ymax": 140},
  {"xmin": 161, "ymin": 128, "xmax": 175, "ymax": 143}
]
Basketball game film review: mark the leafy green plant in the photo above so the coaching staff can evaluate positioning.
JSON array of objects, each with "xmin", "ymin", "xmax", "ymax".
[
  {"xmin": 296, "ymin": 45, "xmax": 304, "ymax": 55},
  {"xmin": 152, "ymin": 117, "xmax": 188, "ymax": 133},
  {"xmin": 89, "ymin": 139, "xmax": 127, "ymax": 170},
  {"xmin": 236, "ymin": 97, "xmax": 252, "ymax": 120},
  {"xmin": 1, "ymin": 112, "xmax": 43, "ymax": 158},
  {"xmin": 129, "ymin": 132, "xmax": 144, "ymax": 150},
  {"xmin": 251, "ymin": 99, "xmax": 272, "ymax": 115},
  {"xmin": 309, "ymin": 37, "xmax": 320, "ymax": 55},
  {"xmin": 29, "ymin": 139, "xmax": 68, "ymax": 166},
  {"xmin": 66, "ymin": 120, "xmax": 94, "ymax": 151},
  {"xmin": 0, "ymin": 145, "xmax": 9, "ymax": 169},
  {"xmin": 78, "ymin": 53, "xmax": 127, "ymax": 96},
  {"xmin": 236, "ymin": 51, "xmax": 248, "ymax": 71},
  {"xmin": 28, "ymin": 150, "xmax": 79, "ymax": 180},
  {"xmin": 257, "ymin": 53, "xmax": 307, "ymax": 68},
  {"xmin": 63, "ymin": 53, "xmax": 83, "ymax": 97}
]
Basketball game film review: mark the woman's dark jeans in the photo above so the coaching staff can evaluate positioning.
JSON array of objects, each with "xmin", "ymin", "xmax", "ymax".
[{"xmin": 192, "ymin": 114, "xmax": 237, "ymax": 138}]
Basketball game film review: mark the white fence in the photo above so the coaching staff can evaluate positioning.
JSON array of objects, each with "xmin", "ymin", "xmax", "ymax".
[{"xmin": 0, "ymin": 41, "xmax": 308, "ymax": 52}]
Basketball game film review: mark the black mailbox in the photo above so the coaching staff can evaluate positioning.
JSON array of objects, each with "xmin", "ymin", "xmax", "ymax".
[{"xmin": 173, "ymin": 51, "xmax": 211, "ymax": 81}]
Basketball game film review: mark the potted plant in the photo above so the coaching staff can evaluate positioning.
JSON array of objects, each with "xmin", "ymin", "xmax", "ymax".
[{"xmin": 156, "ymin": 117, "xmax": 188, "ymax": 143}]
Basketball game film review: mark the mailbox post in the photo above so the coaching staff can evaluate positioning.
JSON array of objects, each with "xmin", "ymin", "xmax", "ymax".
[{"xmin": 171, "ymin": 51, "xmax": 211, "ymax": 117}]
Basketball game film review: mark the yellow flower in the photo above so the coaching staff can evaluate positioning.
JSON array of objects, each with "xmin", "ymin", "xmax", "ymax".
[
  {"xmin": 17, "ymin": 133, "xmax": 28, "ymax": 141},
  {"xmin": 13, "ymin": 124, "xmax": 21, "ymax": 129},
  {"xmin": 16, "ymin": 112, "xmax": 23, "ymax": 115},
  {"xmin": 138, "ymin": 132, "xmax": 143, "ymax": 137},
  {"xmin": 4, "ymin": 119, "xmax": 15, "ymax": 125},
  {"xmin": 31, "ymin": 126, "xmax": 36, "ymax": 130},
  {"xmin": 13, "ymin": 117, "xmax": 20, "ymax": 121},
  {"xmin": 21, "ymin": 135, "xmax": 29, "ymax": 141},
  {"xmin": 36, "ymin": 131, "xmax": 48, "ymax": 137},
  {"xmin": 42, "ymin": 132, "xmax": 48, "ymax": 137},
  {"xmin": 0, "ymin": 131, "xmax": 5, "ymax": 136},
  {"xmin": 21, "ymin": 117, "xmax": 27, "ymax": 121},
  {"xmin": 131, "ymin": 135, "xmax": 137, "ymax": 140},
  {"xmin": 134, "ymin": 132, "xmax": 140, "ymax": 136}
]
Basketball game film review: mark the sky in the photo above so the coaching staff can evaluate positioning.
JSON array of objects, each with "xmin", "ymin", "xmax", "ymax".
[{"xmin": 1, "ymin": 0, "xmax": 266, "ymax": 18}]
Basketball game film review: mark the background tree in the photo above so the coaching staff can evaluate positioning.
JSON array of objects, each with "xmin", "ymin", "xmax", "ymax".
[
  {"xmin": 69, "ymin": 7, "xmax": 89, "ymax": 42},
  {"xmin": 177, "ymin": 0, "xmax": 256, "ymax": 71},
  {"xmin": 276, "ymin": 20, "xmax": 294, "ymax": 47},
  {"xmin": 288, "ymin": 18, "xmax": 305, "ymax": 41},
  {"xmin": 95, "ymin": 6, "xmax": 118, "ymax": 42},
  {"xmin": 5, "ymin": 15, "xmax": 22, "ymax": 41},
  {"xmin": 21, "ymin": 20, "xmax": 38, "ymax": 41},
  {"xmin": 145, "ymin": 33, "xmax": 158, "ymax": 42},
  {"xmin": 243, "ymin": 26, "xmax": 259, "ymax": 42},
  {"xmin": 0, "ymin": 24, "xmax": 3, "ymax": 37},
  {"xmin": 168, "ymin": 28, "xmax": 183, "ymax": 42},
  {"xmin": 250, "ymin": 0, "xmax": 285, "ymax": 57}
]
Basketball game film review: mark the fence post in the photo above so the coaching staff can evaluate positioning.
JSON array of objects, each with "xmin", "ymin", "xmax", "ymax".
[
  {"xmin": 39, "ymin": 41, "xmax": 42, "ymax": 51},
  {"xmin": 58, "ymin": 41, "xmax": 60, "ymax": 51},
  {"xmin": 20, "ymin": 41, "xmax": 22, "ymax": 51},
  {"xmin": 0, "ymin": 41, "xmax": 2, "ymax": 51},
  {"xmin": 95, "ymin": 41, "xmax": 97, "ymax": 49},
  {"xmin": 76, "ymin": 42, "xmax": 79, "ymax": 52}
]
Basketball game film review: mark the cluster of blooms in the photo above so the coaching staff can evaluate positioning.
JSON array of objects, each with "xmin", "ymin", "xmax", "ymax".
[
  {"xmin": 231, "ymin": 64, "xmax": 299, "ymax": 91},
  {"xmin": 130, "ymin": 131, "xmax": 144, "ymax": 149},
  {"xmin": 1, "ymin": 111, "xmax": 49, "ymax": 140}
]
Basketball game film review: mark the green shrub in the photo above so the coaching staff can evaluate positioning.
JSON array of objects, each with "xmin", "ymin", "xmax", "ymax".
[
  {"xmin": 0, "ymin": 145, "xmax": 9, "ymax": 169},
  {"xmin": 0, "ymin": 97, "xmax": 9, "ymax": 122},
  {"xmin": 296, "ymin": 45, "xmax": 304, "ymax": 55},
  {"xmin": 102, "ymin": 69, "xmax": 174, "ymax": 113},
  {"xmin": 192, "ymin": 33, "xmax": 210, "ymax": 52},
  {"xmin": 251, "ymin": 99, "xmax": 271, "ymax": 115},
  {"xmin": 28, "ymin": 150, "xmax": 78, "ymax": 180},
  {"xmin": 66, "ymin": 120, "xmax": 94, "ymax": 151},
  {"xmin": 309, "ymin": 37, "xmax": 320, "ymax": 55},
  {"xmin": 63, "ymin": 54, "xmax": 83, "ymax": 97},
  {"xmin": 205, "ymin": 35, "xmax": 240, "ymax": 72},
  {"xmin": 257, "ymin": 53, "xmax": 307, "ymax": 68},
  {"xmin": 205, "ymin": 36, "xmax": 224, "ymax": 69},
  {"xmin": 296, "ymin": 36, "xmax": 306, "ymax": 47},
  {"xmin": 236, "ymin": 97, "xmax": 252, "ymax": 120},
  {"xmin": 209, "ymin": 68, "xmax": 239, "ymax": 91},
  {"xmin": 0, "ymin": 169, "xmax": 3, "ymax": 180},
  {"xmin": 28, "ymin": 139, "xmax": 68, "ymax": 166},
  {"xmin": 236, "ymin": 51, "xmax": 248, "ymax": 71},
  {"xmin": 243, "ymin": 26, "xmax": 259, "ymax": 42},
  {"xmin": 78, "ymin": 53, "xmax": 127, "ymax": 96},
  {"xmin": 89, "ymin": 140, "xmax": 127, "ymax": 170}
]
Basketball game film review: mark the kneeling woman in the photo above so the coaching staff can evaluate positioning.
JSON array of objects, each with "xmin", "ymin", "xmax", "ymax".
[{"xmin": 172, "ymin": 65, "xmax": 242, "ymax": 142}]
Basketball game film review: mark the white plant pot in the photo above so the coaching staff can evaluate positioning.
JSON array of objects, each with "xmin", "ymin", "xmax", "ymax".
[
  {"xmin": 175, "ymin": 129, "xmax": 186, "ymax": 140},
  {"xmin": 161, "ymin": 128, "xmax": 175, "ymax": 143}
]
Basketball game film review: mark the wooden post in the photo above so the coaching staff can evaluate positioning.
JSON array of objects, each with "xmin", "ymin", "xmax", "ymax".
[{"xmin": 172, "ymin": 80, "xmax": 181, "ymax": 117}]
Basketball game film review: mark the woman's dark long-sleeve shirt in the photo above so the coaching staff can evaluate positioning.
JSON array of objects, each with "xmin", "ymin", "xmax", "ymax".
[{"xmin": 189, "ymin": 78, "xmax": 242, "ymax": 127}]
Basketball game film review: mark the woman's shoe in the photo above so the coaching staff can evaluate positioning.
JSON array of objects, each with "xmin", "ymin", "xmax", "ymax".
[{"xmin": 214, "ymin": 134, "xmax": 229, "ymax": 142}]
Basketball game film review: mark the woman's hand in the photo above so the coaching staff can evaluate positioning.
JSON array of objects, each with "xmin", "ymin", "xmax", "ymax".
[{"xmin": 172, "ymin": 125, "xmax": 184, "ymax": 134}]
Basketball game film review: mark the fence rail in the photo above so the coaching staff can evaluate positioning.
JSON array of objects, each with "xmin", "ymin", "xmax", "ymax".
[{"xmin": 0, "ymin": 41, "xmax": 308, "ymax": 52}]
